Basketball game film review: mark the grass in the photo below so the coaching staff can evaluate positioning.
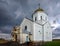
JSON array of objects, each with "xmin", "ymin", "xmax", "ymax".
[
  {"xmin": 44, "ymin": 41, "xmax": 60, "ymax": 46},
  {"xmin": 0, "ymin": 38, "xmax": 8, "ymax": 44},
  {"xmin": 0, "ymin": 39, "xmax": 60, "ymax": 46}
]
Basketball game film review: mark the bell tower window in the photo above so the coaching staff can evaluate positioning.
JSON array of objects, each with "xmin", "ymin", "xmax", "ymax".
[
  {"xmin": 41, "ymin": 16, "xmax": 42, "ymax": 20},
  {"xmin": 35, "ymin": 17, "xmax": 37, "ymax": 21}
]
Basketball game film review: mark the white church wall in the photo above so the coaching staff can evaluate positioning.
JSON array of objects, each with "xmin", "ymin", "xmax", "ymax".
[
  {"xmin": 20, "ymin": 33, "xmax": 28, "ymax": 43},
  {"xmin": 44, "ymin": 22, "xmax": 52, "ymax": 41},
  {"xmin": 19, "ymin": 10, "xmax": 52, "ymax": 43},
  {"xmin": 20, "ymin": 18, "xmax": 34, "ymax": 42},
  {"xmin": 33, "ymin": 11, "xmax": 48, "ymax": 21},
  {"xmin": 20, "ymin": 18, "xmax": 33, "ymax": 32},
  {"xmin": 33, "ymin": 12, "xmax": 38, "ymax": 21},
  {"xmin": 33, "ymin": 22, "xmax": 42, "ymax": 41},
  {"xmin": 38, "ymin": 12, "xmax": 48, "ymax": 21}
]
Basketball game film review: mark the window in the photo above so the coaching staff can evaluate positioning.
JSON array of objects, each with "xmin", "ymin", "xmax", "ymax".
[
  {"xmin": 39, "ymin": 31, "xmax": 41, "ymax": 34},
  {"xmin": 25, "ymin": 26, "xmax": 27, "ymax": 30},
  {"xmin": 41, "ymin": 16, "xmax": 42, "ymax": 20},
  {"xmin": 26, "ymin": 36, "xmax": 29, "ymax": 42},
  {"xmin": 35, "ymin": 17, "xmax": 37, "ymax": 21}
]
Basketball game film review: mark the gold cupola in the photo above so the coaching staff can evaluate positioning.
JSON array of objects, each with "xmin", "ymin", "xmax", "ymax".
[{"xmin": 34, "ymin": 4, "xmax": 44, "ymax": 13}]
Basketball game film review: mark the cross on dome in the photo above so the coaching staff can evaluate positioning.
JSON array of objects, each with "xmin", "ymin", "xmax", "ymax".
[
  {"xmin": 34, "ymin": 3, "xmax": 44, "ymax": 13},
  {"xmin": 38, "ymin": 3, "xmax": 40, "ymax": 8}
]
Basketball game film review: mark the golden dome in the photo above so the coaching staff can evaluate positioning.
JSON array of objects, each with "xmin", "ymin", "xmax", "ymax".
[
  {"xmin": 32, "ymin": 4, "xmax": 44, "ymax": 15},
  {"xmin": 34, "ymin": 8, "xmax": 44, "ymax": 13}
]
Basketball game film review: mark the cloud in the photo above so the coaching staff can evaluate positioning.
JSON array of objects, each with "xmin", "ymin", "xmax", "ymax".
[
  {"xmin": 0, "ymin": 26, "xmax": 13, "ymax": 33},
  {"xmin": 51, "ymin": 23, "xmax": 60, "ymax": 30},
  {"xmin": 0, "ymin": 30, "xmax": 2, "ymax": 33},
  {"xmin": 51, "ymin": 22, "xmax": 60, "ymax": 38},
  {"xmin": 0, "ymin": 0, "xmax": 60, "ymax": 39},
  {"xmin": 14, "ymin": 6, "xmax": 25, "ymax": 19},
  {"xmin": 0, "ymin": 0, "xmax": 19, "ymax": 33},
  {"xmin": 56, "ymin": 3, "xmax": 60, "ymax": 8},
  {"xmin": 0, "ymin": 0, "xmax": 29, "ymax": 33}
]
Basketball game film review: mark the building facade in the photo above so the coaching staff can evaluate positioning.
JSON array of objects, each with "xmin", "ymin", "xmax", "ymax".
[{"xmin": 11, "ymin": 6, "xmax": 52, "ymax": 44}]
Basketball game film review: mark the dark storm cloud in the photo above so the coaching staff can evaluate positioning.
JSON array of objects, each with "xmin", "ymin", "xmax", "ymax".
[
  {"xmin": 0, "ymin": 0, "xmax": 30, "ymax": 33},
  {"xmin": 0, "ymin": 0, "xmax": 20, "ymax": 33},
  {"xmin": 0, "ymin": 0, "xmax": 60, "ymax": 38}
]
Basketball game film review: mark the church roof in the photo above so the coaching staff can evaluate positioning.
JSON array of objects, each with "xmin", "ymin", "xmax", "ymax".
[
  {"xmin": 34, "ymin": 8, "xmax": 44, "ymax": 13},
  {"xmin": 33, "ymin": 4, "xmax": 44, "ymax": 14}
]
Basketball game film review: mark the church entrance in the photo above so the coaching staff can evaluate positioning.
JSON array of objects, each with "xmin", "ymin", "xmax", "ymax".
[
  {"xmin": 26, "ymin": 36, "xmax": 29, "ymax": 42},
  {"xmin": 15, "ymin": 34, "xmax": 17, "ymax": 42}
]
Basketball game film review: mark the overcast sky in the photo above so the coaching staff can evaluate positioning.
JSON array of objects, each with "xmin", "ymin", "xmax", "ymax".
[{"xmin": 0, "ymin": 0, "xmax": 60, "ymax": 38}]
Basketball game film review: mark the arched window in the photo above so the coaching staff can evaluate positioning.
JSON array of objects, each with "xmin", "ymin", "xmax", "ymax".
[
  {"xmin": 35, "ymin": 17, "xmax": 37, "ymax": 21},
  {"xmin": 41, "ymin": 16, "xmax": 42, "ymax": 20},
  {"xmin": 25, "ymin": 26, "xmax": 27, "ymax": 30},
  {"xmin": 26, "ymin": 36, "xmax": 29, "ymax": 42}
]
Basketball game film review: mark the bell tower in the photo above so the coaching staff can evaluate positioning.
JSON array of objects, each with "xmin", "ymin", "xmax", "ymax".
[
  {"xmin": 11, "ymin": 26, "xmax": 20, "ymax": 42},
  {"xmin": 32, "ymin": 4, "xmax": 43, "ymax": 21},
  {"xmin": 32, "ymin": 4, "xmax": 48, "ymax": 24}
]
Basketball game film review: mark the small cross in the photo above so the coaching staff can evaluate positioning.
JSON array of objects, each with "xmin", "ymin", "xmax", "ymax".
[{"xmin": 38, "ymin": 3, "xmax": 40, "ymax": 8}]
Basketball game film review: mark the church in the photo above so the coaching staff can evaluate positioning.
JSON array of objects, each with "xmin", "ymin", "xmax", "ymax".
[{"xmin": 11, "ymin": 5, "xmax": 52, "ymax": 44}]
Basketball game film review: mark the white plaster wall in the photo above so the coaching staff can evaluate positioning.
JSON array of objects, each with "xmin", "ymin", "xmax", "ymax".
[
  {"xmin": 20, "ymin": 18, "xmax": 34, "ymax": 43},
  {"xmin": 33, "ymin": 22, "xmax": 42, "ymax": 41},
  {"xmin": 33, "ymin": 12, "xmax": 38, "ymax": 21},
  {"xmin": 19, "ymin": 15, "xmax": 52, "ymax": 43},
  {"xmin": 44, "ymin": 22, "xmax": 52, "ymax": 41},
  {"xmin": 33, "ymin": 11, "xmax": 48, "ymax": 21},
  {"xmin": 20, "ymin": 18, "xmax": 33, "ymax": 33},
  {"xmin": 33, "ymin": 11, "xmax": 52, "ymax": 41},
  {"xmin": 20, "ymin": 33, "xmax": 28, "ymax": 43}
]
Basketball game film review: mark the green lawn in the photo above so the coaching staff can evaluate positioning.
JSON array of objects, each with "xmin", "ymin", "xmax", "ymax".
[
  {"xmin": 44, "ymin": 41, "xmax": 60, "ymax": 46},
  {"xmin": 0, "ymin": 38, "xmax": 8, "ymax": 44},
  {"xmin": 0, "ymin": 39, "xmax": 60, "ymax": 46}
]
